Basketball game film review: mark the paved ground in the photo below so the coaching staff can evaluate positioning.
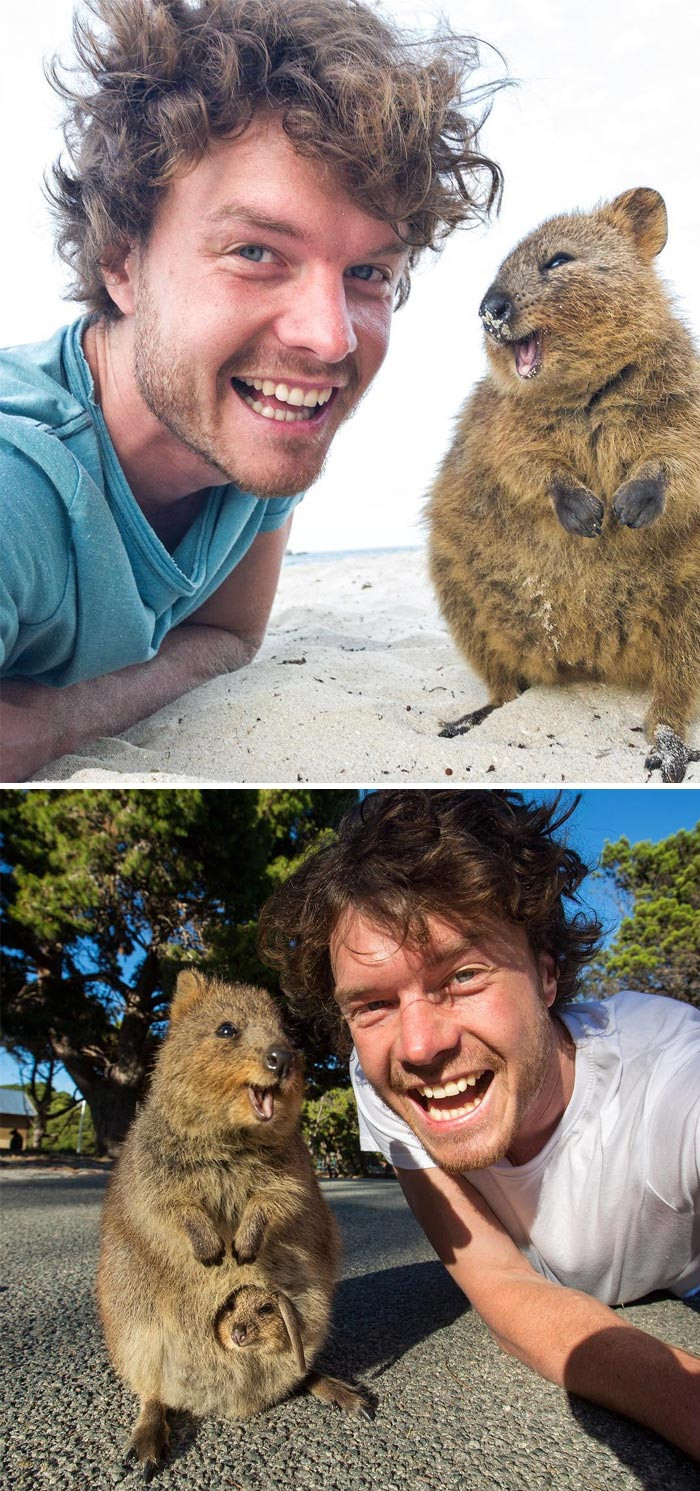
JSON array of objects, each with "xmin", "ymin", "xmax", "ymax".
[{"xmin": 1, "ymin": 1173, "xmax": 698, "ymax": 1491}]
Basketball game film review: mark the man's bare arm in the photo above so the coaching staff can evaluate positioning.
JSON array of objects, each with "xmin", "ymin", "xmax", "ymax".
[
  {"xmin": 398, "ymin": 1165, "xmax": 700, "ymax": 1461},
  {"xmin": 0, "ymin": 519, "xmax": 291, "ymax": 782}
]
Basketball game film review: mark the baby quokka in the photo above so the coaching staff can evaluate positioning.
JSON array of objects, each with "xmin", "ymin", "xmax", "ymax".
[
  {"xmin": 97, "ymin": 972, "xmax": 370, "ymax": 1478},
  {"xmin": 427, "ymin": 187, "xmax": 700, "ymax": 781}
]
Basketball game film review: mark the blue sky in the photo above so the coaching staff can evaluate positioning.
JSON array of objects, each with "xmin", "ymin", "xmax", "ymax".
[{"xmin": 2, "ymin": 788, "xmax": 698, "ymax": 1094}]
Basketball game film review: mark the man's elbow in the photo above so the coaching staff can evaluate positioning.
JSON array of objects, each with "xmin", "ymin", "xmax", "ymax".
[{"xmin": 212, "ymin": 628, "xmax": 264, "ymax": 676}]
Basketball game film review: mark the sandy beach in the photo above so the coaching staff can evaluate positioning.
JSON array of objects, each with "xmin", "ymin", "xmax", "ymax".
[{"xmin": 32, "ymin": 548, "xmax": 699, "ymax": 786}]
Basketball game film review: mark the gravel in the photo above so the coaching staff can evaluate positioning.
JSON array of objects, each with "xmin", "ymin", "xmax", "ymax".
[{"xmin": 1, "ymin": 1173, "xmax": 698, "ymax": 1491}]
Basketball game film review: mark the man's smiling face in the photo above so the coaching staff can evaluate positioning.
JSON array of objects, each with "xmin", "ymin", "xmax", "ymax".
[
  {"xmin": 112, "ymin": 111, "xmax": 408, "ymax": 497},
  {"xmin": 331, "ymin": 910, "xmax": 560, "ymax": 1174}
]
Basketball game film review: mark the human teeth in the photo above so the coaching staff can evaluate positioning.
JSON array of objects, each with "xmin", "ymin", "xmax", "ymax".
[
  {"xmin": 419, "ymin": 1072, "xmax": 484, "ymax": 1100},
  {"xmin": 241, "ymin": 392, "xmax": 313, "ymax": 423},
  {"xmin": 425, "ymin": 1095, "xmax": 483, "ymax": 1122},
  {"xmin": 239, "ymin": 377, "xmax": 333, "ymax": 408}
]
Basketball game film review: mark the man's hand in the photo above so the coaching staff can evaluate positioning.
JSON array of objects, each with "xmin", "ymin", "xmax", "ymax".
[
  {"xmin": 398, "ymin": 1166, "xmax": 700, "ymax": 1461},
  {"xmin": 0, "ymin": 519, "xmax": 291, "ymax": 782}
]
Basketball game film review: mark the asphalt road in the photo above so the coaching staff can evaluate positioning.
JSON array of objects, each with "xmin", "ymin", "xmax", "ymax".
[{"xmin": 1, "ymin": 1172, "xmax": 698, "ymax": 1491}]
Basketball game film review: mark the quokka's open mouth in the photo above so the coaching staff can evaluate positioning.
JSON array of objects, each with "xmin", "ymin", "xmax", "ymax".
[
  {"xmin": 513, "ymin": 331, "xmax": 542, "ymax": 379},
  {"xmin": 248, "ymin": 1084, "xmax": 277, "ymax": 1121}
]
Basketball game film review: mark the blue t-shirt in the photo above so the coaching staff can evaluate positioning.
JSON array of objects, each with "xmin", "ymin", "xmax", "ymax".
[{"xmin": 0, "ymin": 318, "xmax": 303, "ymax": 686}]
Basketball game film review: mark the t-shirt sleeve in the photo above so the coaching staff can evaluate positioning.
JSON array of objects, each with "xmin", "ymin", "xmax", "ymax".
[
  {"xmin": 349, "ymin": 1049, "xmax": 437, "ymax": 1170},
  {"xmin": 646, "ymin": 1045, "xmax": 700, "ymax": 1209},
  {"xmin": 258, "ymin": 491, "xmax": 305, "ymax": 532},
  {"xmin": 0, "ymin": 438, "xmax": 72, "ymax": 672}
]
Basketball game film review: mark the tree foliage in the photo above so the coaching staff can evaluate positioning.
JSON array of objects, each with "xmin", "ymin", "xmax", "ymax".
[
  {"xmin": 585, "ymin": 825, "xmax": 700, "ymax": 1008},
  {"xmin": 1, "ymin": 789, "xmax": 354, "ymax": 1153},
  {"xmin": 301, "ymin": 1086, "xmax": 369, "ymax": 1177}
]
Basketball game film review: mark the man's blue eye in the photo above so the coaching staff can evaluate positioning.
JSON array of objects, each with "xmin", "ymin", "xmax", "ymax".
[
  {"xmin": 237, "ymin": 246, "xmax": 266, "ymax": 262},
  {"xmin": 348, "ymin": 264, "xmax": 378, "ymax": 281}
]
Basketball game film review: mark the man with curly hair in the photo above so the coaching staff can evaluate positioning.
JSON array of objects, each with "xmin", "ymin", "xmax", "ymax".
[
  {"xmin": 0, "ymin": 0, "xmax": 501, "ymax": 780},
  {"xmin": 259, "ymin": 790, "xmax": 700, "ymax": 1461}
]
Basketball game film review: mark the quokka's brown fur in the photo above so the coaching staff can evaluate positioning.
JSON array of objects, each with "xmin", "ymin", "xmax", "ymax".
[
  {"xmin": 97, "ymin": 972, "xmax": 369, "ymax": 1477},
  {"xmin": 427, "ymin": 187, "xmax": 700, "ymax": 781}
]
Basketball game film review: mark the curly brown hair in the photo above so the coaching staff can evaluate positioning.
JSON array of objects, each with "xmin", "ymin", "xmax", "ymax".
[
  {"xmin": 258, "ymin": 790, "xmax": 603, "ymax": 1054},
  {"xmin": 45, "ymin": 0, "xmax": 505, "ymax": 319}
]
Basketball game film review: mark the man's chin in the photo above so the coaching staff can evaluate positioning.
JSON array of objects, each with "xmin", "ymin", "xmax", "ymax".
[{"xmin": 213, "ymin": 443, "xmax": 330, "ymax": 500}]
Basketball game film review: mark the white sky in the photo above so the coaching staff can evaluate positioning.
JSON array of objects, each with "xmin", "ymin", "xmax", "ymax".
[{"xmin": 2, "ymin": 0, "xmax": 698, "ymax": 552}]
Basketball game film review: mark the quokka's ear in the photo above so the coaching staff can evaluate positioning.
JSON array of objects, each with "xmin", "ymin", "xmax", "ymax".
[
  {"xmin": 602, "ymin": 187, "xmax": 667, "ymax": 260},
  {"xmin": 171, "ymin": 968, "xmax": 209, "ymax": 1021},
  {"xmin": 275, "ymin": 1293, "xmax": 306, "ymax": 1373}
]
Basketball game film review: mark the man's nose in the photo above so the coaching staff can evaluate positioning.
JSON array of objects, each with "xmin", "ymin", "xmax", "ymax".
[
  {"xmin": 394, "ymin": 996, "xmax": 461, "ymax": 1070},
  {"xmin": 275, "ymin": 268, "xmax": 358, "ymax": 363}
]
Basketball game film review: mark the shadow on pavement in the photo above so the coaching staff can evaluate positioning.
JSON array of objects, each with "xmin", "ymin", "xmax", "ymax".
[
  {"xmin": 316, "ymin": 1259, "xmax": 468, "ymax": 1383},
  {"xmin": 564, "ymin": 1298, "xmax": 700, "ymax": 1489}
]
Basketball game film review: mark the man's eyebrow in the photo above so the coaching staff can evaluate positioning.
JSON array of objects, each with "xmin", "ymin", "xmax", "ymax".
[
  {"xmin": 203, "ymin": 204, "xmax": 308, "ymax": 240},
  {"xmin": 423, "ymin": 938, "xmax": 482, "ymax": 969},
  {"xmin": 334, "ymin": 938, "xmax": 484, "ymax": 1005},
  {"xmin": 202, "ymin": 203, "xmax": 408, "ymax": 258}
]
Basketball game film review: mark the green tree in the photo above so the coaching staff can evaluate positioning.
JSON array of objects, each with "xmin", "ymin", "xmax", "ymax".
[
  {"xmin": 585, "ymin": 824, "xmax": 700, "ymax": 1007},
  {"xmin": 1, "ymin": 789, "xmax": 354, "ymax": 1154},
  {"xmin": 301, "ymin": 1086, "xmax": 365, "ymax": 1177}
]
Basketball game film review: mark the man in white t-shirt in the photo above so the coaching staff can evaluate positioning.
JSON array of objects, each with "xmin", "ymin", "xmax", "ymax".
[{"xmin": 259, "ymin": 789, "xmax": 700, "ymax": 1461}]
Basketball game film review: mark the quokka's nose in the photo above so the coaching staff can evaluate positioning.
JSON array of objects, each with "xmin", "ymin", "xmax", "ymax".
[
  {"xmin": 479, "ymin": 289, "xmax": 514, "ymax": 327},
  {"xmin": 232, "ymin": 1326, "xmax": 248, "ymax": 1346},
  {"xmin": 265, "ymin": 1045, "xmax": 295, "ymax": 1081}
]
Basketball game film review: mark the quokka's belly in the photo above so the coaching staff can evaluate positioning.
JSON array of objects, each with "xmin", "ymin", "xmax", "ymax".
[
  {"xmin": 160, "ymin": 1332, "xmax": 300, "ymax": 1418},
  {"xmin": 431, "ymin": 521, "xmax": 664, "ymax": 687}
]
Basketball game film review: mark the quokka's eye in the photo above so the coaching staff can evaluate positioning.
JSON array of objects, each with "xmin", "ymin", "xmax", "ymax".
[
  {"xmin": 543, "ymin": 252, "xmax": 574, "ymax": 271},
  {"xmin": 215, "ymin": 1021, "xmax": 240, "ymax": 1038}
]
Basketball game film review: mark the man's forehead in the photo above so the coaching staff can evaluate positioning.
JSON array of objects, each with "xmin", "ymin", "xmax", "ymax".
[
  {"xmin": 331, "ymin": 907, "xmax": 483, "ymax": 968},
  {"xmin": 158, "ymin": 111, "xmax": 409, "ymax": 257},
  {"xmin": 330, "ymin": 906, "xmax": 530, "ymax": 988}
]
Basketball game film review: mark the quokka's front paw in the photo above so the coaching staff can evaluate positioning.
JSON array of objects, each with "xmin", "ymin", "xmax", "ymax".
[
  {"xmin": 549, "ymin": 479, "xmax": 604, "ymax": 538},
  {"xmin": 233, "ymin": 1211, "xmax": 266, "ymax": 1263},
  {"xmin": 612, "ymin": 473, "xmax": 666, "ymax": 528},
  {"xmin": 183, "ymin": 1214, "xmax": 226, "ymax": 1266}
]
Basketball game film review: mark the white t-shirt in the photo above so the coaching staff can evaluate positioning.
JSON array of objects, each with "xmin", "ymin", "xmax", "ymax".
[{"xmin": 350, "ymin": 991, "xmax": 700, "ymax": 1306}]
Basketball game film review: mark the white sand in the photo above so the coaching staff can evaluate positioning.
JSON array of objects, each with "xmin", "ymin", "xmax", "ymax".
[{"xmin": 33, "ymin": 549, "xmax": 699, "ymax": 786}]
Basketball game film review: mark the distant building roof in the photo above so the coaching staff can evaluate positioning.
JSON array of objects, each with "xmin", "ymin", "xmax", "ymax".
[{"xmin": 0, "ymin": 1088, "xmax": 38, "ymax": 1119}]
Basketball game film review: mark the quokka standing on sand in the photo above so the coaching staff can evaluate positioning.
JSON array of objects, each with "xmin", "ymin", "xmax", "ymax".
[
  {"xmin": 427, "ymin": 187, "xmax": 700, "ymax": 781},
  {"xmin": 97, "ymin": 972, "xmax": 370, "ymax": 1478}
]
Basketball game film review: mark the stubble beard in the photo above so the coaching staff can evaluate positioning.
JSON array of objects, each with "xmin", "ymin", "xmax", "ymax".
[
  {"xmin": 387, "ymin": 991, "xmax": 556, "ymax": 1176},
  {"xmin": 131, "ymin": 285, "xmax": 355, "ymax": 498}
]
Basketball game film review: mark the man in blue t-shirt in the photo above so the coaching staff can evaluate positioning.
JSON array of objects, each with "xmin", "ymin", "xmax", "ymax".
[{"xmin": 0, "ymin": 0, "xmax": 502, "ymax": 780}]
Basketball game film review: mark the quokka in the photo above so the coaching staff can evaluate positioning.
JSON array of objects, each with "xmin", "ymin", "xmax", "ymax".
[
  {"xmin": 427, "ymin": 187, "xmax": 700, "ymax": 781},
  {"xmin": 97, "ymin": 972, "xmax": 370, "ymax": 1478}
]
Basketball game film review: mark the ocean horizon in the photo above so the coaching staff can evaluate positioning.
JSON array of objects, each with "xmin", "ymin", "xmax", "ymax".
[{"xmin": 284, "ymin": 544, "xmax": 421, "ymax": 566}]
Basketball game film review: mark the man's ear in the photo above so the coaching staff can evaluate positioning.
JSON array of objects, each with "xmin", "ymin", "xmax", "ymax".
[
  {"xmin": 538, "ymin": 953, "xmax": 558, "ymax": 1008},
  {"xmin": 98, "ymin": 243, "xmax": 139, "ymax": 316}
]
